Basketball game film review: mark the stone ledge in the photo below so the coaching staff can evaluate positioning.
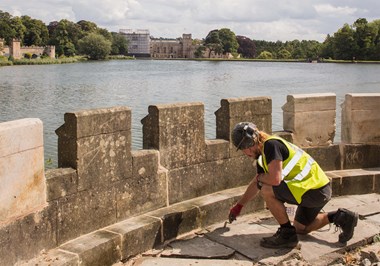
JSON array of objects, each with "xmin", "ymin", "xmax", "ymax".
[
  {"xmin": 326, "ymin": 167, "xmax": 380, "ymax": 196},
  {"xmin": 17, "ymin": 168, "xmax": 380, "ymax": 266}
]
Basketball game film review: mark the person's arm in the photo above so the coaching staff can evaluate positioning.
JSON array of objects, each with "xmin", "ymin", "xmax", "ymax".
[
  {"xmin": 229, "ymin": 174, "xmax": 260, "ymax": 222},
  {"xmin": 257, "ymin": 159, "xmax": 283, "ymax": 186},
  {"xmin": 236, "ymin": 174, "xmax": 260, "ymax": 206}
]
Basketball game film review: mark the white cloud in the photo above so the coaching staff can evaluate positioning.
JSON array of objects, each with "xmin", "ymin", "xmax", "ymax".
[{"xmin": 314, "ymin": 4, "xmax": 357, "ymax": 16}]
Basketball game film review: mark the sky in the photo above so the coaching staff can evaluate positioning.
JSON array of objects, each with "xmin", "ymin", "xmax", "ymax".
[{"xmin": 1, "ymin": 0, "xmax": 379, "ymax": 42}]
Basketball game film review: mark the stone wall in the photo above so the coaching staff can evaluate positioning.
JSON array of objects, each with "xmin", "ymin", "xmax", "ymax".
[
  {"xmin": 1, "ymin": 39, "xmax": 55, "ymax": 59},
  {"xmin": 341, "ymin": 93, "xmax": 380, "ymax": 144},
  {"xmin": 1, "ymin": 93, "xmax": 380, "ymax": 265}
]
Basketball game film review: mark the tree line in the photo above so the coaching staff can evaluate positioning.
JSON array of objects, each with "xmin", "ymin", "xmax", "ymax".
[
  {"xmin": 0, "ymin": 10, "xmax": 128, "ymax": 59},
  {"xmin": 196, "ymin": 18, "xmax": 380, "ymax": 61},
  {"xmin": 1, "ymin": 9, "xmax": 380, "ymax": 61}
]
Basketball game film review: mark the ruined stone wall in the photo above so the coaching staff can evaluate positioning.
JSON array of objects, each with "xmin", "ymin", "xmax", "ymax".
[{"xmin": 1, "ymin": 93, "xmax": 380, "ymax": 265}]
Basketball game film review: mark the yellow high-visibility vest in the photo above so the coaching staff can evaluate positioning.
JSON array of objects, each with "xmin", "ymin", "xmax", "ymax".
[{"xmin": 258, "ymin": 136, "xmax": 330, "ymax": 204}]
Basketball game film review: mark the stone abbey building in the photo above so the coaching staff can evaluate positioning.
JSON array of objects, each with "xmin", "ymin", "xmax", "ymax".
[{"xmin": 120, "ymin": 29, "xmax": 198, "ymax": 58}]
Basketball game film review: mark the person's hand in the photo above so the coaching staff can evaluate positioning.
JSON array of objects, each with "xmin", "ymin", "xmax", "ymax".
[{"xmin": 228, "ymin": 203, "xmax": 243, "ymax": 223}]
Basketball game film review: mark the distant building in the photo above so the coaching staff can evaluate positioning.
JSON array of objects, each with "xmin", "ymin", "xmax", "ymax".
[
  {"xmin": 0, "ymin": 39, "xmax": 55, "ymax": 59},
  {"xmin": 119, "ymin": 29, "xmax": 201, "ymax": 59},
  {"xmin": 151, "ymin": 34, "xmax": 196, "ymax": 59},
  {"xmin": 119, "ymin": 29, "xmax": 151, "ymax": 57}
]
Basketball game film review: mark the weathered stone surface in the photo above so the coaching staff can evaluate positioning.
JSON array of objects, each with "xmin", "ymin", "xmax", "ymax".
[
  {"xmin": 16, "ymin": 248, "xmax": 79, "ymax": 266},
  {"xmin": 206, "ymin": 216, "xmax": 286, "ymax": 261},
  {"xmin": 76, "ymin": 131, "xmax": 132, "ymax": 190},
  {"xmin": 205, "ymin": 139, "xmax": 229, "ymax": 161},
  {"xmin": 215, "ymin": 97, "xmax": 272, "ymax": 155},
  {"xmin": 273, "ymin": 130, "xmax": 294, "ymax": 143},
  {"xmin": 162, "ymin": 236, "xmax": 235, "ymax": 259},
  {"xmin": 342, "ymin": 144, "xmax": 380, "ymax": 169},
  {"xmin": 56, "ymin": 107, "xmax": 132, "ymax": 190},
  {"xmin": 282, "ymin": 93, "xmax": 336, "ymax": 147},
  {"xmin": 142, "ymin": 102, "xmax": 206, "ymax": 169},
  {"xmin": 330, "ymin": 169, "xmax": 375, "ymax": 195},
  {"xmin": 282, "ymin": 93, "xmax": 336, "ymax": 112},
  {"xmin": 57, "ymin": 187, "xmax": 117, "ymax": 245},
  {"xmin": 111, "ymin": 149, "xmax": 166, "ymax": 220},
  {"xmin": 188, "ymin": 186, "xmax": 265, "ymax": 228},
  {"xmin": 0, "ymin": 118, "xmax": 43, "ymax": 155},
  {"xmin": 0, "ymin": 204, "xmax": 57, "ymax": 266},
  {"xmin": 146, "ymin": 202, "xmax": 200, "ymax": 244},
  {"xmin": 304, "ymin": 144, "xmax": 341, "ymax": 171},
  {"xmin": 135, "ymin": 258, "xmax": 253, "ymax": 266},
  {"xmin": 105, "ymin": 215, "xmax": 161, "ymax": 260},
  {"xmin": 167, "ymin": 156, "xmax": 256, "ymax": 204},
  {"xmin": 326, "ymin": 171, "xmax": 343, "ymax": 196},
  {"xmin": 341, "ymin": 93, "xmax": 380, "ymax": 144},
  {"xmin": 60, "ymin": 230, "xmax": 121, "ymax": 266},
  {"xmin": 0, "ymin": 118, "xmax": 46, "ymax": 224},
  {"xmin": 46, "ymin": 168, "xmax": 77, "ymax": 201},
  {"xmin": 60, "ymin": 106, "xmax": 131, "ymax": 138}
]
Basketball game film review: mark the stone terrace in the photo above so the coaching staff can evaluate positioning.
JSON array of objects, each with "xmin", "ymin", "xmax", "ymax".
[{"xmin": 0, "ymin": 93, "xmax": 379, "ymax": 265}]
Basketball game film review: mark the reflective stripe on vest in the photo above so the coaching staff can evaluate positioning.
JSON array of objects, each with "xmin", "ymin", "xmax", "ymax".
[
  {"xmin": 258, "ymin": 141, "xmax": 315, "ymax": 183},
  {"xmin": 282, "ymin": 143, "xmax": 315, "ymax": 182}
]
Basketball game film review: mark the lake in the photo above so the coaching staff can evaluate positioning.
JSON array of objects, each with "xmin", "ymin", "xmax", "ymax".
[{"xmin": 1, "ymin": 60, "xmax": 380, "ymax": 167}]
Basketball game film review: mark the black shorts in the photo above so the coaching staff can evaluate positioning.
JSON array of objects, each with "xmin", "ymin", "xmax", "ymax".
[{"xmin": 273, "ymin": 181, "xmax": 332, "ymax": 226}]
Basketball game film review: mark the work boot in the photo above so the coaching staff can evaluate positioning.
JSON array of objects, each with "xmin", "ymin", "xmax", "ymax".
[
  {"xmin": 333, "ymin": 208, "xmax": 359, "ymax": 243},
  {"xmin": 260, "ymin": 226, "xmax": 298, "ymax": 249}
]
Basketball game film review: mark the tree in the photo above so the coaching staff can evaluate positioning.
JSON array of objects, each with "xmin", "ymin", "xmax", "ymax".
[
  {"xmin": 21, "ymin": 15, "xmax": 49, "ymax": 46},
  {"xmin": 333, "ymin": 23, "xmax": 358, "ymax": 60},
  {"xmin": 218, "ymin": 28, "xmax": 239, "ymax": 54},
  {"xmin": 77, "ymin": 20, "xmax": 98, "ymax": 33},
  {"xmin": 77, "ymin": 33, "xmax": 111, "ymax": 59},
  {"xmin": 204, "ymin": 29, "xmax": 223, "ymax": 57},
  {"xmin": 0, "ymin": 11, "xmax": 17, "ymax": 44},
  {"xmin": 320, "ymin": 34, "xmax": 334, "ymax": 59},
  {"xmin": 257, "ymin": 51, "xmax": 273, "ymax": 59},
  {"xmin": 49, "ymin": 19, "xmax": 83, "ymax": 56},
  {"xmin": 236, "ymin": 35, "xmax": 256, "ymax": 58},
  {"xmin": 277, "ymin": 48, "xmax": 291, "ymax": 59},
  {"xmin": 353, "ymin": 18, "xmax": 377, "ymax": 60},
  {"xmin": 110, "ymin": 32, "xmax": 128, "ymax": 55}
]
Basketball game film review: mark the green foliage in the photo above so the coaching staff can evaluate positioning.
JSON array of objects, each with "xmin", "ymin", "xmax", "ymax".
[
  {"xmin": 257, "ymin": 51, "xmax": 273, "ymax": 59},
  {"xmin": 110, "ymin": 32, "xmax": 129, "ymax": 55},
  {"xmin": 218, "ymin": 28, "xmax": 239, "ymax": 54},
  {"xmin": 21, "ymin": 15, "xmax": 49, "ymax": 46},
  {"xmin": 77, "ymin": 33, "xmax": 112, "ymax": 60},
  {"xmin": 194, "ymin": 45, "xmax": 206, "ymax": 58},
  {"xmin": 24, "ymin": 52, "xmax": 32, "ymax": 59},
  {"xmin": 48, "ymin": 19, "xmax": 82, "ymax": 57},
  {"xmin": 204, "ymin": 29, "xmax": 223, "ymax": 57}
]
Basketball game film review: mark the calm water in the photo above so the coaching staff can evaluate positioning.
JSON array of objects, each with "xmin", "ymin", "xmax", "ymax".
[{"xmin": 1, "ymin": 60, "xmax": 380, "ymax": 167}]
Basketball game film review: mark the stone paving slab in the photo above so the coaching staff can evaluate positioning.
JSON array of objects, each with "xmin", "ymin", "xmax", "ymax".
[
  {"xmin": 133, "ymin": 257, "xmax": 253, "ymax": 266},
  {"xmin": 161, "ymin": 235, "xmax": 235, "ymax": 259},
  {"xmin": 136, "ymin": 194, "xmax": 380, "ymax": 266}
]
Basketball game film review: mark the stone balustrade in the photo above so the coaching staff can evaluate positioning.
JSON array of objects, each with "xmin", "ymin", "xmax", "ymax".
[{"xmin": 1, "ymin": 93, "xmax": 380, "ymax": 265}]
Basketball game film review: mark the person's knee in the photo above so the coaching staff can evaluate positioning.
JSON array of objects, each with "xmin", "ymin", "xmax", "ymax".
[
  {"xmin": 260, "ymin": 184, "xmax": 273, "ymax": 199},
  {"xmin": 293, "ymin": 221, "xmax": 310, "ymax": 234}
]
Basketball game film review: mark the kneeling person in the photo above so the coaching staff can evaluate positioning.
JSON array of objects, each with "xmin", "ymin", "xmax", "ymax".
[{"xmin": 228, "ymin": 122, "xmax": 358, "ymax": 248}]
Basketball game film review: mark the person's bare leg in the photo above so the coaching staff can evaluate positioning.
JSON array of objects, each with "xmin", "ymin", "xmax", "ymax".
[
  {"xmin": 293, "ymin": 213, "xmax": 330, "ymax": 234},
  {"xmin": 260, "ymin": 184, "xmax": 289, "ymax": 224}
]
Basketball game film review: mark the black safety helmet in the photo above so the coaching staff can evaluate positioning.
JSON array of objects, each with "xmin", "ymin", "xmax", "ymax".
[{"xmin": 232, "ymin": 122, "xmax": 259, "ymax": 150}]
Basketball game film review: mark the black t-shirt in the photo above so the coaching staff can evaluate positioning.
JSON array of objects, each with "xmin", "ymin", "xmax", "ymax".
[{"xmin": 257, "ymin": 139, "xmax": 289, "ymax": 173}]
